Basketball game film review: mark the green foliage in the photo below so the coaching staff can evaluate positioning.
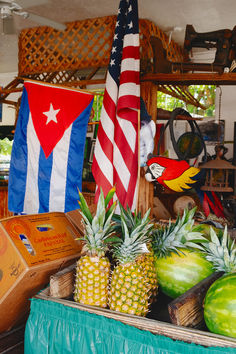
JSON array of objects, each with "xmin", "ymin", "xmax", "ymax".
[
  {"xmin": 157, "ymin": 85, "xmax": 216, "ymax": 117},
  {"xmin": 0, "ymin": 138, "xmax": 13, "ymax": 156},
  {"xmin": 92, "ymin": 93, "xmax": 104, "ymax": 122}
]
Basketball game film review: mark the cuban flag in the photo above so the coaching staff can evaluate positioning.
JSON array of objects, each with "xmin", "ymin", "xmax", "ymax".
[{"xmin": 8, "ymin": 80, "xmax": 94, "ymax": 214}]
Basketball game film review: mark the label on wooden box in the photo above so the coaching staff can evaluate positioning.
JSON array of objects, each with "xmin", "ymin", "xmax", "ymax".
[{"xmin": 1, "ymin": 212, "xmax": 81, "ymax": 266}]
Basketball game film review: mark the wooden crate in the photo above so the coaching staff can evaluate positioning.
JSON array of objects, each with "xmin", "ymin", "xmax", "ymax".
[
  {"xmin": 168, "ymin": 272, "xmax": 224, "ymax": 329},
  {"xmin": 0, "ymin": 212, "xmax": 83, "ymax": 333}
]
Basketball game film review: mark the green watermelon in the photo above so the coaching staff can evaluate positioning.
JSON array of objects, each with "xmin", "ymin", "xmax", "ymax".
[
  {"xmin": 154, "ymin": 249, "xmax": 214, "ymax": 299},
  {"xmin": 204, "ymin": 273, "xmax": 236, "ymax": 338}
]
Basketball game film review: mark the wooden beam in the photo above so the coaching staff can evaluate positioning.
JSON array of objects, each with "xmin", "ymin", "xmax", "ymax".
[
  {"xmin": 157, "ymin": 108, "xmax": 203, "ymax": 121},
  {"xmin": 141, "ymin": 72, "xmax": 236, "ymax": 85},
  {"xmin": 0, "ymin": 100, "xmax": 18, "ymax": 107},
  {"xmin": 0, "ymin": 87, "xmax": 23, "ymax": 94},
  {"xmin": 59, "ymin": 78, "xmax": 106, "ymax": 87}
]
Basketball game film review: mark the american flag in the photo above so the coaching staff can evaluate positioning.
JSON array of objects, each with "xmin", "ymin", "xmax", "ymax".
[{"xmin": 92, "ymin": 0, "xmax": 140, "ymax": 211}]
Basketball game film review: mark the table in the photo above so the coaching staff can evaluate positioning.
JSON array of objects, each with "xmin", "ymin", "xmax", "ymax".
[{"xmin": 24, "ymin": 296, "xmax": 236, "ymax": 354}]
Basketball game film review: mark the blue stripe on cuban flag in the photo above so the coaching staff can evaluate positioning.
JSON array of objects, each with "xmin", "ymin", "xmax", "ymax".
[{"xmin": 8, "ymin": 87, "xmax": 93, "ymax": 214}]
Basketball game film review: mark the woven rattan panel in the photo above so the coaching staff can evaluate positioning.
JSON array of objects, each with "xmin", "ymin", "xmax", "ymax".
[{"xmin": 18, "ymin": 16, "xmax": 184, "ymax": 76}]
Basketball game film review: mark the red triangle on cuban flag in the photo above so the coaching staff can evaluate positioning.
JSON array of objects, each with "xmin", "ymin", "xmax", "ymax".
[{"xmin": 24, "ymin": 81, "xmax": 94, "ymax": 158}]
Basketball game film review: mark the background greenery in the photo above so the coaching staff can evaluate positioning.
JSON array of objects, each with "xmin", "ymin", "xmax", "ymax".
[
  {"xmin": 92, "ymin": 85, "xmax": 216, "ymax": 121},
  {"xmin": 157, "ymin": 85, "xmax": 216, "ymax": 117}
]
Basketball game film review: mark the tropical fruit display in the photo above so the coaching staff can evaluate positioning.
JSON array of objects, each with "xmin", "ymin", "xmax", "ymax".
[
  {"xmin": 203, "ymin": 226, "xmax": 236, "ymax": 338},
  {"xmin": 136, "ymin": 246, "xmax": 158, "ymax": 304},
  {"xmin": 151, "ymin": 208, "xmax": 214, "ymax": 299},
  {"xmin": 74, "ymin": 187, "xmax": 116, "ymax": 307},
  {"xmin": 154, "ymin": 249, "xmax": 214, "ymax": 299},
  {"xmin": 73, "ymin": 187, "xmax": 236, "ymax": 340},
  {"xmin": 112, "ymin": 204, "xmax": 158, "ymax": 304},
  {"xmin": 204, "ymin": 273, "xmax": 236, "ymax": 338},
  {"xmin": 108, "ymin": 206, "xmax": 154, "ymax": 316},
  {"xmin": 202, "ymin": 226, "xmax": 236, "ymax": 274}
]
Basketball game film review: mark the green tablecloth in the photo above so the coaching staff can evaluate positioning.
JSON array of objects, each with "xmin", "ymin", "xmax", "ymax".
[{"xmin": 24, "ymin": 298, "xmax": 236, "ymax": 354}]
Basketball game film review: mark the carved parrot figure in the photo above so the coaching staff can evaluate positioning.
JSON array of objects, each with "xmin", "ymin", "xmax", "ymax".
[{"xmin": 145, "ymin": 155, "xmax": 201, "ymax": 192}]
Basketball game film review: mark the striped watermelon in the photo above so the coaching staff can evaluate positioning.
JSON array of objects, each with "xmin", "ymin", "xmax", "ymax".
[
  {"xmin": 154, "ymin": 249, "xmax": 214, "ymax": 299},
  {"xmin": 204, "ymin": 273, "xmax": 236, "ymax": 338}
]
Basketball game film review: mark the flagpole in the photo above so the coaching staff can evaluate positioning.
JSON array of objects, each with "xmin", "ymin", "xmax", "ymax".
[
  {"xmin": 21, "ymin": 78, "xmax": 98, "ymax": 96},
  {"xmin": 136, "ymin": 108, "xmax": 141, "ymax": 211}
]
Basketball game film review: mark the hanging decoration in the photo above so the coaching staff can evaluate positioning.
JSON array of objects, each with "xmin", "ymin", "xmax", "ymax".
[
  {"xmin": 145, "ymin": 108, "xmax": 206, "ymax": 192},
  {"xmin": 199, "ymin": 87, "xmax": 236, "ymax": 193},
  {"xmin": 145, "ymin": 155, "xmax": 201, "ymax": 192}
]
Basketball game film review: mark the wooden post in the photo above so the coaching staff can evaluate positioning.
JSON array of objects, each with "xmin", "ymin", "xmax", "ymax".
[{"xmin": 137, "ymin": 82, "xmax": 157, "ymax": 216}]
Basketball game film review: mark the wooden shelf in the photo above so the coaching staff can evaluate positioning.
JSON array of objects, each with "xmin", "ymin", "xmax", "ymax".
[{"xmin": 141, "ymin": 72, "xmax": 236, "ymax": 85}]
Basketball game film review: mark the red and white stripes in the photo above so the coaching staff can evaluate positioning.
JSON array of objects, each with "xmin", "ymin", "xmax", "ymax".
[{"xmin": 92, "ymin": 0, "xmax": 140, "ymax": 211}]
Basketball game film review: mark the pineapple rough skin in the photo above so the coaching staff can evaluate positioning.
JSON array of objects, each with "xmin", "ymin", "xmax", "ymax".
[
  {"xmin": 109, "ymin": 262, "xmax": 149, "ymax": 316},
  {"xmin": 74, "ymin": 255, "xmax": 110, "ymax": 307}
]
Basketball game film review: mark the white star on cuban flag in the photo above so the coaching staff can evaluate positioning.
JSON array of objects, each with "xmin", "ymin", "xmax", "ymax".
[{"xmin": 43, "ymin": 103, "xmax": 60, "ymax": 125}]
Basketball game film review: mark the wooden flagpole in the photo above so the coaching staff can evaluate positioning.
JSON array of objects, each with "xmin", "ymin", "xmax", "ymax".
[
  {"xmin": 137, "ymin": 82, "xmax": 157, "ymax": 216},
  {"xmin": 136, "ymin": 108, "xmax": 141, "ymax": 211}
]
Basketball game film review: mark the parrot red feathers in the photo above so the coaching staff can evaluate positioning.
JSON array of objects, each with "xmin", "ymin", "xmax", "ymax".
[{"xmin": 145, "ymin": 156, "xmax": 201, "ymax": 192}]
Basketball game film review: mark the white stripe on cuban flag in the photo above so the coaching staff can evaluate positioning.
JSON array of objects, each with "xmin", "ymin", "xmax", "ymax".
[
  {"xmin": 23, "ymin": 113, "xmax": 40, "ymax": 214},
  {"xmin": 49, "ymin": 125, "xmax": 72, "ymax": 211}
]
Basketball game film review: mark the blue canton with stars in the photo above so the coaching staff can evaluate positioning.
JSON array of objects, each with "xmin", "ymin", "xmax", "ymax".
[{"xmin": 109, "ymin": 0, "xmax": 139, "ymax": 86}]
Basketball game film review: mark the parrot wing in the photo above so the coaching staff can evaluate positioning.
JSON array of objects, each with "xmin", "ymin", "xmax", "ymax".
[{"xmin": 164, "ymin": 167, "xmax": 201, "ymax": 192}]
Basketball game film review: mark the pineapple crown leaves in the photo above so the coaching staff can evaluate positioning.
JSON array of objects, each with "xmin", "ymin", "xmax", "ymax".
[
  {"xmin": 112, "ymin": 208, "xmax": 153, "ymax": 264},
  {"xmin": 202, "ymin": 226, "xmax": 236, "ymax": 274},
  {"xmin": 171, "ymin": 207, "xmax": 207, "ymax": 248},
  {"xmin": 77, "ymin": 187, "xmax": 117, "ymax": 254},
  {"xmin": 112, "ymin": 202, "xmax": 153, "ymax": 239},
  {"xmin": 78, "ymin": 186, "xmax": 116, "ymax": 224},
  {"xmin": 152, "ymin": 207, "xmax": 207, "ymax": 258},
  {"xmin": 121, "ymin": 207, "xmax": 153, "ymax": 237}
]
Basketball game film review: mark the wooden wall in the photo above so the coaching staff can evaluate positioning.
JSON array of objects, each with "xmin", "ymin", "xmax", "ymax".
[{"xmin": 0, "ymin": 187, "xmax": 13, "ymax": 219}]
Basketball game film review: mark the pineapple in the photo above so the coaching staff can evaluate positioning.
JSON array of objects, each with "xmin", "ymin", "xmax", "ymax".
[
  {"xmin": 113, "ymin": 205, "xmax": 157, "ymax": 303},
  {"xmin": 136, "ymin": 247, "xmax": 158, "ymax": 304},
  {"xmin": 202, "ymin": 225, "xmax": 236, "ymax": 273},
  {"xmin": 74, "ymin": 187, "xmax": 116, "ymax": 308},
  {"xmin": 109, "ymin": 208, "xmax": 153, "ymax": 316},
  {"xmin": 152, "ymin": 207, "xmax": 206, "ymax": 258}
]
